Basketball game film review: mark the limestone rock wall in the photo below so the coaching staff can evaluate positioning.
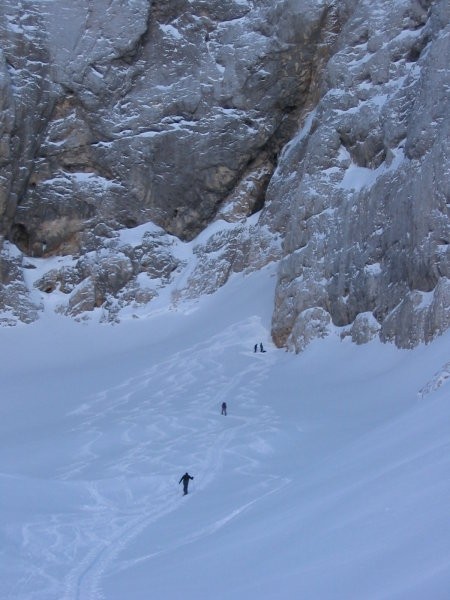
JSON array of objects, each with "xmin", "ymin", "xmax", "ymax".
[
  {"xmin": 0, "ymin": 0, "xmax": 330, "ymax": 255},
  {"xmin": 265, "ymin": 0, "xmax": 450, "ymax": 350},
  {"xmin": 0, "ymin": 0, "xmax": 448, "ymax": 350}
]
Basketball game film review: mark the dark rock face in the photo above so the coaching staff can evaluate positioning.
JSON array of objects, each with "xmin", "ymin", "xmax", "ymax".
[{"xmin": 0, "ymin": 0, "xmax": 330, "ymax": 255}]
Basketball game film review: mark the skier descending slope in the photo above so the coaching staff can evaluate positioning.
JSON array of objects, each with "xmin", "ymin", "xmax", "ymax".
[{"xmin": 179, "ymin": 472, "xmax": 194, "ymax": 495}]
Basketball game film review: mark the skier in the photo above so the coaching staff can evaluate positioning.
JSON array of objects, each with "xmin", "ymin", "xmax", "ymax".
[
  {"xmin": 179, "ymin": 472, "xmax": 194, "ymax": 495},
  {"xmin": 260, "ymin": 342, "xmax": 266, "ymax": 353},
  {"xmin": 221, "ymin": 401, "xmax": 227, "ymax": 416},
  {"xmin": 254, "ymin": 343, "xmax": 258, "ymax": 353}
]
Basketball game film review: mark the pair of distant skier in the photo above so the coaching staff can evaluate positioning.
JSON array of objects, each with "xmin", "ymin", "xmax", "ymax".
[{"xmin": 254, "ymin": 342, "xmax": 266, "ymax": 353}]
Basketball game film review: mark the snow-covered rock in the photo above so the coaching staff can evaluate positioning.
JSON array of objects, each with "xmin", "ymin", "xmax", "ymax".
[
  {"xmin": 0, "ymin": 0, "xmax": 448, "ymax": 351},
  {"xmin": 0, "ymin": 241, "xmax": 41, "ymax": 324},
  {"xmin": 267, "ymin": 0, "xmax": 450, "ymax": 350}
]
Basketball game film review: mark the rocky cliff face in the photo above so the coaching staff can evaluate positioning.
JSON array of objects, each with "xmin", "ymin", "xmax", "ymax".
[
  {"xmin": 1, "ymin": 0, "xmax": 331, "ymax": 253},
  {"xmin": 0, "ymin": 0, "xmax": 449, "ymax": 350},
  {"xmin": 265, "ymin": 0, "xmax": 450, "ymax": 350}
]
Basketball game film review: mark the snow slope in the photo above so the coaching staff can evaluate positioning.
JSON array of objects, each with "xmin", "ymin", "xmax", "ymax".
[{"xmin": 1, "ymin": 263, "xmax": 450, "ymax": 599}]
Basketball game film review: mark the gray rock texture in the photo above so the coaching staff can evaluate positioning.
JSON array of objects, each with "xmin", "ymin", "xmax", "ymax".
[
  {"xmin": 0, "ymin": 0, "xmax": 331, "ymax": 255},
  {"xmin": 0, "ymin": 0, "xmax": 448, "ymax": 350},
  {"xmin": 0, "ymin": 240, "xmax": 41, "ymax": 324},
  {"xmin": 265, "ymin": 0, "xmax": 450, "ymax": 350}
]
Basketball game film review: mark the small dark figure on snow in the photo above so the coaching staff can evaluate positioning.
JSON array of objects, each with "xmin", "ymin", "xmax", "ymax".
[
  {"xmin": 260, "ymin": 342, "xmax": 266, "ymax": 353},
  {"xmin": 254, "ymin": 343, "xmax": 258, "ymax": 353},
  {"xmin": 221, "ymin": 401, "xmax": 227, "ymax": 416},
  {"xmin": 179, "ymin": 472, "xmax": 194, "ymax": 495}
]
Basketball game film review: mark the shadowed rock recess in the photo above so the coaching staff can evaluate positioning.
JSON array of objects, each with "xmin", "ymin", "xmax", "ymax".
[{"xmin": 0, "ymin": 0, "xmax": 449, "ymax": 349}]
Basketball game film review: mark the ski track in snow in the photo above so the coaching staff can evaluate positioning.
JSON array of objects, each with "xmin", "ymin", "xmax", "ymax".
[{"xmin": 11, "ymin": 318, "xmax": 282, "ymax": 600}]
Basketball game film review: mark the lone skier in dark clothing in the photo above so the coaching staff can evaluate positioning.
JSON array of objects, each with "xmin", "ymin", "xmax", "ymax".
[
  {"xmin": 254, "ymin": 343, "xmax": 258, "ymax": 353},
  {"xmin": 179, "ymin": 472, "xmax": 194, "ymax": 495},
  {"xmin": 221, "ymin": 401, "xmax": 227, "ymax": 416},
  {"xmin": 260, "ymin": 342, "xmax": 266, "ymax": 353}
]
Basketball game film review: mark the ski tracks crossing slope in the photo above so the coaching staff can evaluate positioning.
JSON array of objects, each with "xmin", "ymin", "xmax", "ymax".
[{"xmin": 12, "ymin": 317, "xmax": 282, "ymax": 600}]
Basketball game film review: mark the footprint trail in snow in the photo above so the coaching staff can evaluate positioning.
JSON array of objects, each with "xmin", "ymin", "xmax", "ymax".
[{"xmin": 8, "ymin": 318, "xmax": 282, "ymax": 600}]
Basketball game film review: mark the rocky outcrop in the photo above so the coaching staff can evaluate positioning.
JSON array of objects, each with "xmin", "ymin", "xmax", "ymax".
[
  {"xmin": 0, "ymin": 240, "xmax": 41, "ymax": 324},
  {"xmin": 172, "ymin": 220, "xmax": 281, "ymax": 302},
  {"xmin": 266, "ymin": 0, "xmax": 450, "ymax": 350},
  {"xmin": 31, "ymin": 228, "xmax": 183, "ymax": 320}
]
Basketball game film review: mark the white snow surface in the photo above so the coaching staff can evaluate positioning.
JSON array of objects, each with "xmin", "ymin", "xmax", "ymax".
[{"xmin": 1, "ymin": 264, "xmax": 450, "ymax": 599}]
